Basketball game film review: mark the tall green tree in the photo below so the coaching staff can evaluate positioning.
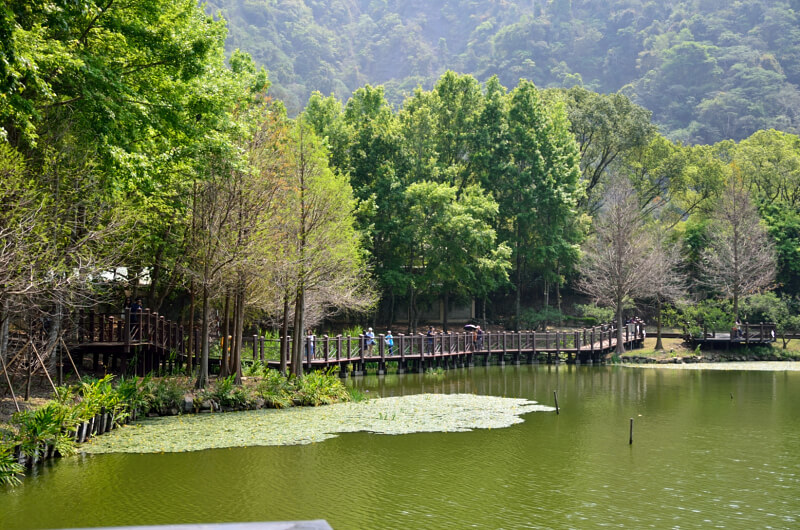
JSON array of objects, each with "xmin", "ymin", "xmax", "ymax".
[{"xmin": 504, "ymin": 80, "xmax": 584, "ymax": 328}]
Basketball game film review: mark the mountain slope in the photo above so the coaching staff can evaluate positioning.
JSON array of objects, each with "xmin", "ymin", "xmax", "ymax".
[{"xmin": 210, "ymin": 0, "xmax": 800, "ymax": 144}]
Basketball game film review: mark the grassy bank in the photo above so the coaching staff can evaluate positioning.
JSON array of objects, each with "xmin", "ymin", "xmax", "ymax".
[{"xmin": 621, "ymin": 337, "xmax": 800, "ymax": 362}]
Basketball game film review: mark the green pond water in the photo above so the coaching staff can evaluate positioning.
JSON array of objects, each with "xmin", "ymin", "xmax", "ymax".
[{"xmin": 2, "ymin": 363, "xmax": 799, "ymax": 529}]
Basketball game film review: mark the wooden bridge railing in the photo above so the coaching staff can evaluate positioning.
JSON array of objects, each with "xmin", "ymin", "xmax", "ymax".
[
  {"xmin": 238, "ymin": 323, "xmax": 643, "ymax": 365},
  {"xmin": 76, "ymin": 309, "xmax": 187, "ymax": 357},
  {"xmin": 691, "ymin": 322, "xmax": 777, "ymax": 344}
]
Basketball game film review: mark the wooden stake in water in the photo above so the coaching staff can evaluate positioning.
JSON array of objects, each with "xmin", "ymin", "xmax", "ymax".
[
  {"xmin": 629, "ymin": 418, "xmax": 634, "ymax": 445},
  {"xmin": 554, "ymin": 390, "xmax": 559, "ymax": 415}
]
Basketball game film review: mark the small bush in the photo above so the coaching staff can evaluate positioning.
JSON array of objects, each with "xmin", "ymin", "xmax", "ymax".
[
  {"xmin": 292, "ymin": 370, "xmax": 349, "ymax": 406},
  {"xmin": 142, "ymin": 378, "xmax": 186, "ymax": 414},
  {"xmin": 0, "ymin": 445, "xmax": 24, "ymax": 487},
  {"xmin": 255, "ymin": 369, "xmax": 294, "ymax": 408}
]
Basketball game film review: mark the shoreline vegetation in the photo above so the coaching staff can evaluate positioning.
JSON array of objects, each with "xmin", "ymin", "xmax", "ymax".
[
  {"xmin": 0, "ymin": 368, "xmax": 355, "ymax": 487},
  {"xmin": 4, "ymin": 340, "xmax": 799, "ymax": 486}
]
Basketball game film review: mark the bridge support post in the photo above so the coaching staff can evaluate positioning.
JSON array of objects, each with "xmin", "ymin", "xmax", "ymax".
[
  {"xmin": 397, "ymin": 335, "xmax": 405, "ymax": 374},
  {"xmin": 499, "ymin": 333, "xmax": 506, "ymax": 366},
  {"xmin": 337, "ymin": 336, "xmax": 347, "ymax": 378},
  {"xmin": 377, "ymin": 333, "xmax": 386, "ymax": 375}
]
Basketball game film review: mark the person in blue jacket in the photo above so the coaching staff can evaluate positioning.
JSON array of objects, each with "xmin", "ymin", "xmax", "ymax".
[{"xmin": 385, "ymin": 330, "xmax": 394, "ymax": 356}]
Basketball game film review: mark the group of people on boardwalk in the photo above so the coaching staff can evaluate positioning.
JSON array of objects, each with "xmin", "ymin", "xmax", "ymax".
[
  {"xmin": 303, "ymin": 324, "xmax": 490, "ymax": 361},
  {"xmin": 625, "ymin": 317, "xmax": 646, "ymax": 339},
  {"xmin": 364, "ymin": 327, "xmax": 394, "ymax": 356}
]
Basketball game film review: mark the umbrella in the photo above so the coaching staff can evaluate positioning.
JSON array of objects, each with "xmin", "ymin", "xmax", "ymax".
[{"xmin": 464, "ymin": 324, "xmax": 477, "ymax": 330}]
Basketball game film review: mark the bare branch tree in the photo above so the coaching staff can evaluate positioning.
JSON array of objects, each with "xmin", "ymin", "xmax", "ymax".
[
  {"xmin": 578, "ymin": 176, "xmax": 659, "ymax": 353},
  {"xmin": 700, "ymin": 172, "xmax": 776, "ymax": 320}
]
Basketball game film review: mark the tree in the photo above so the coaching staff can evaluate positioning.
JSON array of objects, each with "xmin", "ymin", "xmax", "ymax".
[
  {"xmin": 700, "ymin": 172, "xmax": 777, "ymax": 320},
  {"xmin": 284, "ymin": 121, "xmax": 372, "ymax": 377},
  {"xmin": 546, "ymin": 86, "xmax": 656, "ymax": 213},
  {"xmin": 401, "ymin": 181, "xmax": 510, "ymax": 331},
  {"xmin": 742, "ymin": 292, "xmax": 800, "ymax": 349},
  {"xmin": 578, "ymin": 177, "xmax": 658, "ymax": 354},
  {"xmin": 648, "ymin": 224, "xmax": 687, "ymax": 350},
  {"xmin": 504, "ymin": 81, "xmax": 584, "ymax": 329}
]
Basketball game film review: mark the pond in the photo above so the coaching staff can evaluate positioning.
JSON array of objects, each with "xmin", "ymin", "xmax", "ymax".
[{"xmin": 2, "ymin": 363, "xmax": 799, "ymax": 529}]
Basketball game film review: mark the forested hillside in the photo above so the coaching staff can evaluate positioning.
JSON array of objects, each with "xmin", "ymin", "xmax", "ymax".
[{"xmin": 211, "ymin": 0, "xmax": 800, "ymax": 144}]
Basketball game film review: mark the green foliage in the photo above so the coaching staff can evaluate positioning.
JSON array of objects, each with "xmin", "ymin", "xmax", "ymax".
[
  {"xmin": 255, "ymin": 369, "xmax": 295, "ymax": 409},
  {"xmin": 424, "ymin": 367, "xmax": 446, "ymax": 380},
  {"xmin": 574, "ymin": 304, "xmax": 615, "ymax": 326},
  {"xmin": 342, "ymin": 326, "xmax": 364, "ymax": 338},
  {"xmin": 0, "ymin": 445, "xmax": 23, "ymax": 487},
  {"xmin": 347, "ymin": 387, "xmax": 368, "ymax": 403},
  {"xmin": 141, "ymin": 378, "xmax": 187, "ymax": 415},
  {"xmin": 11, "ymin": 402, "xmax": 78, "ymax": 460},
  {"xmin": 742, "ymin": 292, "xmax": 800, "ymax": 348},
  {"xmin": 291, "ymin": 370, "xmax": 350, "ymax": 406},
  {"xmin": 682, "ymin": 299, "xmax": 735, "ymax": 336},
  {"xmin": 201, "ymin": 376, "xmax": 252, "ymax": 409},
  {"xmin": 214, "ymin": 0, "xmax": 800, "ymax": 143},
  {"xmin": 518, "ymin": 307, "xmax": 567, "ymax": 331}
]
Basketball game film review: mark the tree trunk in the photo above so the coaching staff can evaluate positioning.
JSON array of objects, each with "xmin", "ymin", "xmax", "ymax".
[
  {"xmin": 655, "ymin": 298, "xmax": 664, "ymax": 350},
  {"xmin": 1, "ymin": 300, "xmax": 10, "ymax": 368},
  {"xmin": 616, "ymin": 299, "xmax": 625, "ymax": 354},
  {"xmin": 515, "ymin": 253, "xmax": 522, "ymax": 332},
  {"xmin": 229, "ymin": 290, "xmax": 239, "ymax": 376},
  {"xmin": 556, "ymin": 278, "xmax": 562, "ymax": 325},
  {"xmin": 195, "ymin": 283, "xmax": 210, "ymax": 389},
  {"xmin": 280, "ymin": 293, "xmax": 290, "ymax": 375},
  {"xmin": 387, "ymin": 291, "xmax": 395, "ymax": 330},
  {"xmin": 290, "ymin": 287, "xmax": 305, "ymax": 377},
  {"xmin": 232, "ymin": 284, "xmax": 245, "ymax": 384},
  {"xmin": 220, "ymin": 291, "xmax": 230, "ymax": 377},
  {"xmin": 442, "ymin": 291, "xmax": 449, "ymax": 332},
  {"xmin": 482, "ymin": 297, "xmax": 487, "ymax": 329},
  {"xmin": 187, "ymin": 280, "xmax": 195, "ymax": 375}
]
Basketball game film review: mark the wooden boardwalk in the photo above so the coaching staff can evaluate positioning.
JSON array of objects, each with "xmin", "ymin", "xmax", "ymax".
[
  {"xmin": 264, "ymin": 324, "xmax": 645, "ymax": 377},
  {"xmin": 71, "ymin": 309, "xmax": 190, "ymax": 375},
  {"xmin": 687, "ymin": 322, "xmax": 776, "ymax": 349},
  {"xmin": 68, "ymin": 312, "xmax": 778, "ymax": 377},
  {"xmin": 68, "ymin": 311, "xmax": 643, "ymax": 376}
]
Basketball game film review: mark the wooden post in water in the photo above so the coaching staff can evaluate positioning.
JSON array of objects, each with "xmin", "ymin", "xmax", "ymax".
[
  {"xmin": 629, "ymin": 418, "xmax": 634, "ymax": 445},
  {"xmin": 554, "ymin": 390, "xmax": 559, "ymax": 415}
]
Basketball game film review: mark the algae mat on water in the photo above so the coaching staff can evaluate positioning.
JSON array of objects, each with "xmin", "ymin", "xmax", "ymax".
[{"xmin": 81, "ymin": 394, "xmax": 553, "ymax": 454}]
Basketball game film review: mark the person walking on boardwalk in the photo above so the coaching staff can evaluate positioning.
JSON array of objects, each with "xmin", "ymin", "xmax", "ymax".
[
  {"xmin": 426, "ymin": 326, "xmax": 435, "ymax": 355},
  {"xmin": 365, "ymin": 327, "xmax": 375, "ymax": 356},
  {"xmin": 130, "ymin": 298, "xmax": 143, "ymax": 340},
  {"xmin": 385, "ymin": 330, "xmax": 394, "ymax": 356},
  {"xmin": 476, "ymin": 325, "xmax": 484, "ymax": 351},
  {"xmin": 306, "ymin": 329, "xmax": 315, "ymax": 361}
]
